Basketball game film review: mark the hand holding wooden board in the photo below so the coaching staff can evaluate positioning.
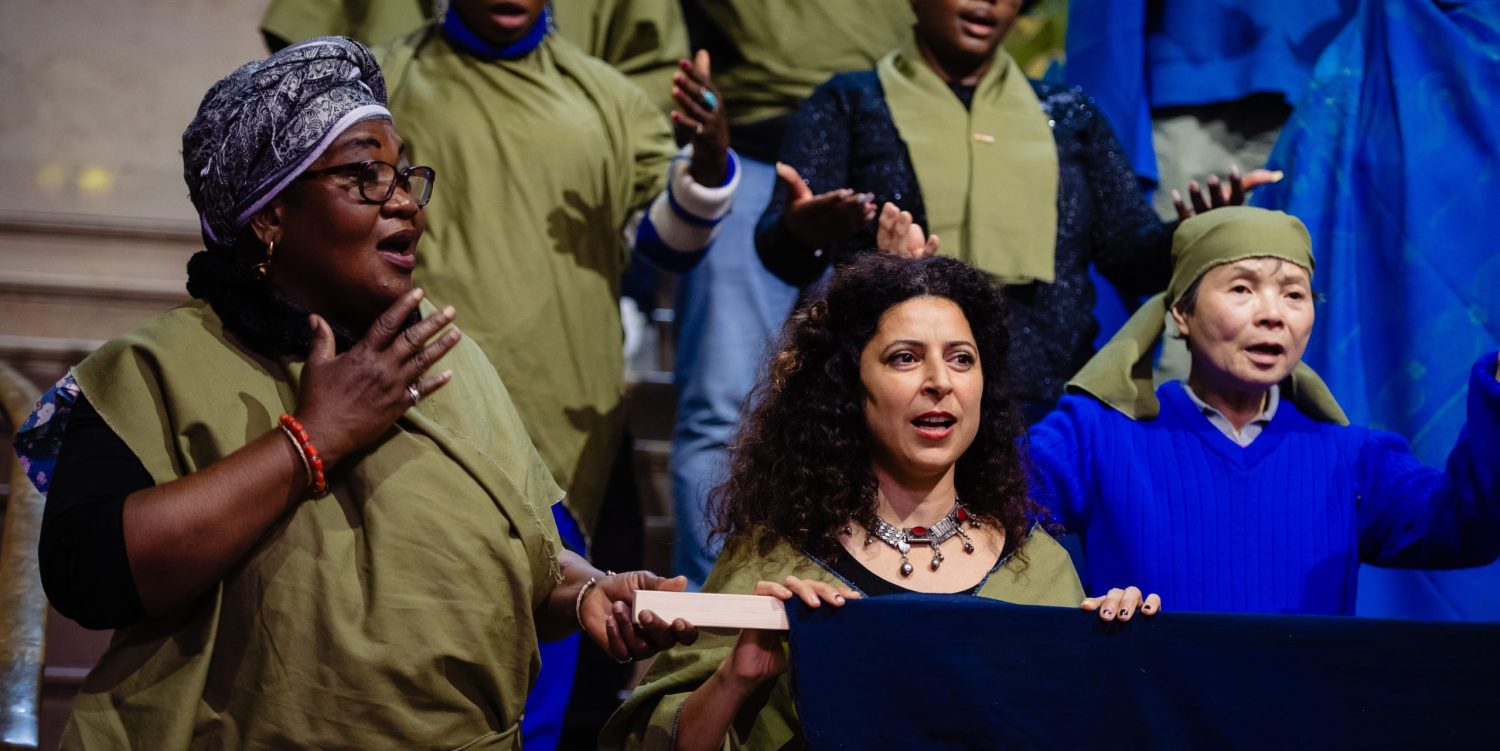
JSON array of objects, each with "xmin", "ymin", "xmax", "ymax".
[{"xmin": 632, "ymin": 590, "xmax": 790, "ymax": 631}]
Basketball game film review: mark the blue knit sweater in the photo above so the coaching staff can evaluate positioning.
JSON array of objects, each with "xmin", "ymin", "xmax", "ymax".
[{"xmin": 1027, "ymin": 353, "xmax": 1500, "ymax": 615}]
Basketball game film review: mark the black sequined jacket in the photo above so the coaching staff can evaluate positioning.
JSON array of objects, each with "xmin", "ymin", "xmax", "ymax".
[{"xmin": 755, "ymin": 72, "xmax": 1175, "ymax": 410}]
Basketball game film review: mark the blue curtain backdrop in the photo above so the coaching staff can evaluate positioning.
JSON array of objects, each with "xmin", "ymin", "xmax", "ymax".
[
  {"xmin": 788, "ymin": 596, "xmax": 1500, "ymax": 751},
  {"xmin": 1253, "ymin": 0, "xmax": 1500, "ymax": 620}
]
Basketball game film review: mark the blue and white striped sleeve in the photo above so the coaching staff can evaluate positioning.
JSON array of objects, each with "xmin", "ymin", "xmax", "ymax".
[{"xmin": 623, "ymin": 145, "xmax": 740, "ymax": 273}]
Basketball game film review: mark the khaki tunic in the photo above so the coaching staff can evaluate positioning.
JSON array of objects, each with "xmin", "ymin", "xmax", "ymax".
[
  {"xmin": 62, "ymin": 300, "xmax": 562, "ymax": 750},
  {"xmin": 381, "ymin": 28, "xmax": 675, "ymax": 534},
  {"xmin": 684, "ymin": 0, "xmax": 915, "ymax": 125}
]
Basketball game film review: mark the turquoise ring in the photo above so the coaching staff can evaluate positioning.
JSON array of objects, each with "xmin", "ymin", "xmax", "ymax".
[{"xmin": 700, "ymin": 90, "xmax": 719, "ymax": 111}]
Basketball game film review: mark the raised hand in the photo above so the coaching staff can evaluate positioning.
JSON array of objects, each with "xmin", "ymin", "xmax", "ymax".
[
  {"xmin": 1172, "ymin": 165, "xmax": 1284, "ymax": 220},
  {"xmin": 672, "ymin": 49, "xmax": 731, "ymax": 186},
  {"xmin": 294, "ymin": 287, "xmax": 460, "ymax": 468},
  {"xmin": 875, "ymin": 201, "xmax": 940, "ymax": 258},
  {"xmin": 776, "ymin": 162, "xmax": 877, "ymax": 249}
]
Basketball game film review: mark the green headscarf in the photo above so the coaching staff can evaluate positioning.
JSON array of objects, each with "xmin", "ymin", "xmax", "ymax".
[{"xmin": 1066, "ymin": 206, "xmax": 1348, "ymax": 424}]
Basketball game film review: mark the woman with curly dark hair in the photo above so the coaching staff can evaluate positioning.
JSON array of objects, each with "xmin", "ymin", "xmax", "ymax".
[{"xmin": 601, "ymin": 253, "xmax": 1158, "ymax": 750}]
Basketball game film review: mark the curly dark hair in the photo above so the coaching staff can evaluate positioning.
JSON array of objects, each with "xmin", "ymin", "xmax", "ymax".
[{"xmin": 710, "ymin": 253, "xmax": 1047, "ymax": 564}]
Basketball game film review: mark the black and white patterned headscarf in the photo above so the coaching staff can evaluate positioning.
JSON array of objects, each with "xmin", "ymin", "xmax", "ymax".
[{"xmin": 182, "ymin": 36, "xmax": 390, "ymax": 250}]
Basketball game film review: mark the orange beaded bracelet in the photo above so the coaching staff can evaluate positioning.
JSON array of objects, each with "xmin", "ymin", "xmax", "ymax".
[{"xmin": 278, "ymin": 414, "xmax": 327, "ymax": 495}]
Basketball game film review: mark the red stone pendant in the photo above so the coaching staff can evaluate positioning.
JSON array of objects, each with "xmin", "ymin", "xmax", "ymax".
[
  {"xmin": 910, "ymin": 526, "xmax": 927, "ymax": 536},
  {"xmin": 956, "ymin": 508, "xmax": 968, "ymax": 522}
]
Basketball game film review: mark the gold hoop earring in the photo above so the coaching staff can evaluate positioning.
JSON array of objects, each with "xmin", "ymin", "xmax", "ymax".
[{"xmin": 253, "ymin": 240, "xmax": 274, "ymax": 277}]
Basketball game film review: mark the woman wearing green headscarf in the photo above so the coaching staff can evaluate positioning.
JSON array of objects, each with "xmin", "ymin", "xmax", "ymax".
[
  {"xmin": 1029, "ymin": 206, "xmax": 1500, "ymax": 616},
  {"xmin": 755, "ymin": 0, "xmax": 1277, "ymax": 426}
]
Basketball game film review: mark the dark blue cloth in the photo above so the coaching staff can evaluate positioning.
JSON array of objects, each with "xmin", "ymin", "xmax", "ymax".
[
  {"xmin": 1253, "ymin": 0, "xmax": 1500, "ymax": 619},
  {"xmin": 755, "ymin": 72, "xmax": 1173, "ymax": 408},
  {"xmin": 521, "ymin": 504, "xmax": 587, "ymax": 751},
  {"xmin": 1027, "ymin": 354, "xmax": 1500, "ymax": 615},
  {"xmin": 1065, "ymin": 0, "xmax": 1357, "ymax": 185},
  {"xmin": 787, "ymin": 595, "xmax": 1500, "ymax": 750}
]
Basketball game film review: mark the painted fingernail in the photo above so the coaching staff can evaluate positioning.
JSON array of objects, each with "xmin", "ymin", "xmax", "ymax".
[
  {"xmin": 1120, "ymin": 609, "xmax": 1130, "ymax": 618},
  {"xmin": 834, "ymin": 595, "xmax": 845, "ymax": 604},
  {"xmin": 1102, "ymin": 609, "xmax": 1113, "ymax": 618}
]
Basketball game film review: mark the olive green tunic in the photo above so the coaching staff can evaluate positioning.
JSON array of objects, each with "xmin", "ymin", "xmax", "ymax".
[
  {"xmin": 600, "ymin": 527, "xmax": 1084, "ymax": 750},
  {"xmin": 61, "ymin": 300, "xmax": 563, "ymax": 750},
  {"xmin": 550, "ymin": 0, "xmax": 687, "ymax": 114},
  {"xmin": 684, "ymin": 0, "xmax": 915, "ymax": 125},
  {"xmin": 260, "ymin": 0, "xmax": 687, "ymax": 113},
  {"xmin": 380, "ymin": 27, "xmax": 675, "ymax": 535}
]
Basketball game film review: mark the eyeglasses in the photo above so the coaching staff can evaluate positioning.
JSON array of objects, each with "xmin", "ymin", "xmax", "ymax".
[{"xmin": 297, "ymin": 160, "xmax": 436, "ymax": 207}]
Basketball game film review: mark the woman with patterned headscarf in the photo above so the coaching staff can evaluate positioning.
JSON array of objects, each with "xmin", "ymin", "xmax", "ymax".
[
  {"xmin": 1028, "ymin": 206, "xmax": 1500, "ymax": 616},
  {"xmin": 13, "ymin": 37, "xmax": 695, "ymax": 749}
]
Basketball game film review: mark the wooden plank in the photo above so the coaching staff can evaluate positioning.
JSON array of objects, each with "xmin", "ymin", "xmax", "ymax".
[{"xmin": 633, "ymin": 590, "xmax": 789, "ymax": 631}]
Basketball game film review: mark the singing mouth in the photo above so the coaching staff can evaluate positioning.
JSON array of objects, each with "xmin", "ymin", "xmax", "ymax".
[
  {"xmin": 911, "ymin": 411, "xmax": 957, "ymax": 438},
  {"xmin": 488, "ymin": 1, "xmax": 532, "ymax": 30},
  {"xmin": 376, "ymin": 229, "xmax": 418, "ymax": 270},
  {"xmin": 958, "ymin": 7, "xmax": 1000, "ymax": 38}
]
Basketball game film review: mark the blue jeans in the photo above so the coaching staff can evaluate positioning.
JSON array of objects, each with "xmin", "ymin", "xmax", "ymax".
[{"xmin": 670, "ymin": 156, "xmax": 800, "ymax": 587}]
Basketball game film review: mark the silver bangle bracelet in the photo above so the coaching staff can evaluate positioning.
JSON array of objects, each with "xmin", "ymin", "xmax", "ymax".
[
  {"xmin": 574, "ymin": 576, "xmax": 599, "ymax": 631},
  {"xmin": 574, "ymin": 570, "xmax": 617, "ymax": 631}
]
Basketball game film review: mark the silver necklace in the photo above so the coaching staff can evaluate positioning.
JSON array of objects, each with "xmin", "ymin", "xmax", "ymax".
[{"xmin": 864, "ymin": 500, "xmax": 980, "ymax": 576}]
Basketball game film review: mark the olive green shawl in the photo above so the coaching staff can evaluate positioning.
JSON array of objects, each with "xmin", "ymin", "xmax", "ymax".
[
  {"xmin": 877, "ymin": 40, "xmax": 1059, "ymax": 284},
  {"xmin": 62, "ymin": 300, "xmax": 562, "ymax": 750},
  {"xmin": 1067, "ymin": 206, "xmax": 1347, "ymax": 424},
  {"xmin": 381, "ymin": 27, "xmax": 676, "ymax": 536},
  {"xmin": 599, "ymin": 527, "xmax": 1083, "ymax": 750}
]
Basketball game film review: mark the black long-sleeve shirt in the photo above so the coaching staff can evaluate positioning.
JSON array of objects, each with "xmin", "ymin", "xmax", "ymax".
[
  {"xmin": 755, "ymin": 73, "xmax": 1175, "ymax": 410},
  {"xmin": 39, "ymin": 394, "xmax": 151, "ymax": 629}
]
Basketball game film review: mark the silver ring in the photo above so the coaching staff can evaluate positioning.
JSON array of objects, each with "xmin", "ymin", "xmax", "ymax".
[
  {"xmin": 406, "ymin": 383, "xmax": 421, "ymax": 405},
  {"xmin": 614, "ymin": 654, "xmax": 634, "ymax": 665}
]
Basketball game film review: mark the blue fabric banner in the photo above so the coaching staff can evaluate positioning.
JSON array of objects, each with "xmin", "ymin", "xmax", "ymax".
[
  {"xmin": 788, "ymin": 596, "xmax": 1500, "ymax": 750},
  {"xmin": 1253, "ymin": 0, "xmax": 1500, "ymax": 620}
]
